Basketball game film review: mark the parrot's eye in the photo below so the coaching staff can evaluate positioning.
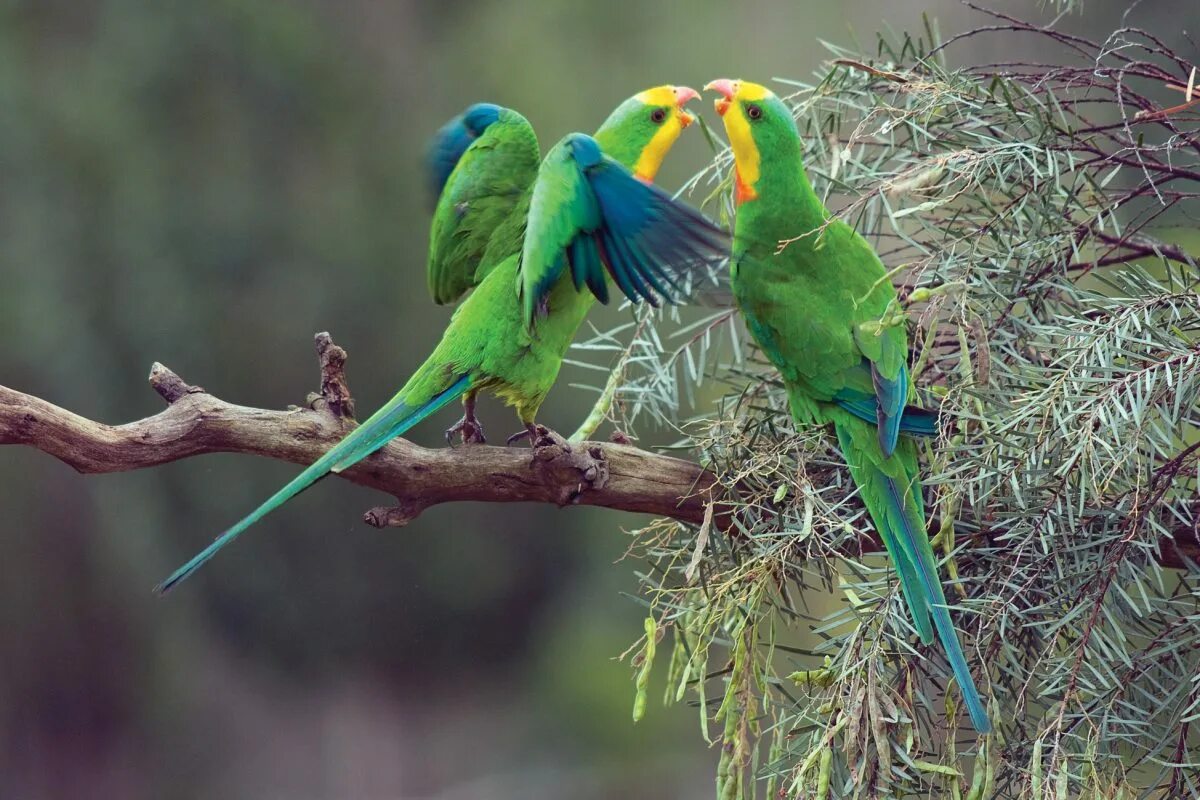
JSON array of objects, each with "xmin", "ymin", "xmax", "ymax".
[
  {"xmin": 650, "ymin": 108, "xmax": 668, "ymax": 124},
  {"xmin": 746, "ymin": 104, "xmax": 763, "ymax": 121}
]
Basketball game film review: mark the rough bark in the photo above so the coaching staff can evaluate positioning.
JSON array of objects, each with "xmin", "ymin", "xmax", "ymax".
[
  {"xmin": 0, "ymin": 333, "xmax": 716, "ymax": 529},
  {"xmin": 1, "ymin": 333, "xmax": 1195, "ymax": 569}
]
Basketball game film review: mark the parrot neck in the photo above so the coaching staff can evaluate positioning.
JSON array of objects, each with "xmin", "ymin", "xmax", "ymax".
[
  {"xmin": 734, "ymin": 158, "xmax": 829, "ymax": 256},
  {"xmin": 593, "ymin": 129, "xmax": 644, "ymax": 176}
]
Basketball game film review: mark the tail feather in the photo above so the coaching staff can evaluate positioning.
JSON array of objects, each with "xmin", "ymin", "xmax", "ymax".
[
  {"xmin": 835, "ymin": 418, "xmax": 992, "ymax": 734},
  {"xmin": 329, "ymin": 374, "xmax": 472, "ymax": 473},
  {"xmin": 833, "ymin": 423, "xmax": 933, "ymax": 645},
  {"xmin": 156, "ymin": 373, "xmax": 472, "ymax": 594},
  {"xmin": 881, "ymin": 475, "xmax": 992, "ymax": 734}
]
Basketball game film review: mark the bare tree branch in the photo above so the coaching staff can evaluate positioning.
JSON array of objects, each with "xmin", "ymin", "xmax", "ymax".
[
  {"xmin": 0, "ymin": 333, "xmax": 1195, "ymax": 569},
  {"xmin": 0, "ymin": 333, "xmax": 716, "ymax": 529}
]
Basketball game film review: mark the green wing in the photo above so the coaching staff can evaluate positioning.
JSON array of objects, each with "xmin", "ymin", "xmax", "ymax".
[
  {"xmin": 841, "ymin": 235, "xmax": 912, "ymax": 455},
  {"xmin": 427, "ymin": 109, "xmax": 539, "ymax": 305},
  {"xmin": 518, "ymin": 132, "xmax": 729, "ymax": 327},
  {"xmin": 848, "ymin": 319, "xmax": 910, "ymax": 455},
  {"xmin": 476, "ymin": 190, "xmax": 532, "ymax": 279}
]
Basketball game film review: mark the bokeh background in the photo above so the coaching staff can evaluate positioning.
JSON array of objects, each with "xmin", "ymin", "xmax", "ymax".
[{"xmin": 0, "ymin": 1, "xmax": 1166, "ymax": 798}]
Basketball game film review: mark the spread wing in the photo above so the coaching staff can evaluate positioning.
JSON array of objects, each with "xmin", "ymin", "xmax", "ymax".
[
  {"xmin": 518, "ymin": 133, "xmax": 729, "ymax": 327},
  {"xmin": 426, "ymin": 108, "xmax": 539, "ymax": 304}
]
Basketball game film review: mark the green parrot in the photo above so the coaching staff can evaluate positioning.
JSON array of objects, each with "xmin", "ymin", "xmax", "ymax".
[
  {"xmin": 705, "ymin": 78, "xmax": 991, "ymax": 733},
  {"xmin": 157, "ymin": 85, "xmax": 728, "ymax": 593},
  {"xmin": 425, "ymin": 102, "xmax": 539, "ymax": 304}
]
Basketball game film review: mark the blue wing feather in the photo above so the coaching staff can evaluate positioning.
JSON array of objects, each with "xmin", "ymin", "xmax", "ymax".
[
  {"xmin": 629, "ymin": 239, "xmax": 679, "ymax": 298},
  {"xmin": 576, "ymin": 234, "xmax": 609, "ymax": 303},
  {"xmin": 584, "ymin": 155, "xmax": 728, "ymax": 305},
  {"xmin": 833, "ymin": 391, "xmax": 938, "ymax": 437},
  {"xmin": 833, "ymin": 361, "xmax": 939, "ymax": 450},
  {"xmin": 606, "ymin": 225, "xmax": 659, "ymax": 303},
  {"xmin": 599, "ymin": 228, "xmax": 645, "ymax": 304},
  {"xmin": 567, "ymin": 237, "xmax": 590, "ymax": 293},
  {"xmin": 520, "ymin": 133, "xmax": 728, "ymax": 324},
  {"xmin": 873, "ymin": 362, "xmax": 908, "ymax": 457}
]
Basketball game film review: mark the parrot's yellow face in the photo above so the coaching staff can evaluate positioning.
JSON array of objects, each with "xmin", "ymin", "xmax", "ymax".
[
  {"xmin": 704, "ymin": 79, "xmax": 779, "ymax": 204},
  {"xmin": 628, "ymin": 85, "xmax": 700, "ymax": 181}
]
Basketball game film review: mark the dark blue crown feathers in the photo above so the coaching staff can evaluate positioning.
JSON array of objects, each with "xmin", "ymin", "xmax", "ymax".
[{"xmin": 426, "ymin": 103, "xmax": 503, "ymax": 205}]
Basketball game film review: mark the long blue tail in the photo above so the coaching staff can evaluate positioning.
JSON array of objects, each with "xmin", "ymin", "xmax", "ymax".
[
  {"xmin": 156, "ymin": 374, "xmax": 472, "ymax": 594},
  {"xmin": 833, "ymin": 424, "xmax": 934, "ymax": 645},
  {"xmin": 834, "ymin": 419, "xmax": 991, "ymax": 733},
  {"xmin": 881, "ymin": 472, "xmax": 992, "ymax": 734}
]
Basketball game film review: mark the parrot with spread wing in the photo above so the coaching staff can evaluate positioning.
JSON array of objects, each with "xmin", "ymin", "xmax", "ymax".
[
  {"xmin": 425, "ymin": 87, "xmax": 713, "ymax": 307},
  {"xmin": 705, "ymin": 78, "xmax": 991, "ymax": 733},
  {"xmin": 158, "ymin": 85, "xmax": 728, "ymax": 593}
]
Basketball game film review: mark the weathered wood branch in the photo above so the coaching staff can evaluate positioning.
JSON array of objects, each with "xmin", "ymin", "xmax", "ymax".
[
  {"xmin": 0, "ymin": 332, "xmax": 1196, "ymax": 570},
  {"xmin": 0, "ymin": 333, "xmax": 716, "ymax": 529}
]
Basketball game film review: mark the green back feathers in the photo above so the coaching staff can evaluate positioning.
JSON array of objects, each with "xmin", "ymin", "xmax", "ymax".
[{"xmin": 427, "ymin": 106, "xmax": 539, "ymax": 304}]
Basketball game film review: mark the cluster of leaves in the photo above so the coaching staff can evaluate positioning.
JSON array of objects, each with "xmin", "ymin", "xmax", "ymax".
[{"xmin": 580, "ymin": 8, "xmax": 1200, "ymax": 799}]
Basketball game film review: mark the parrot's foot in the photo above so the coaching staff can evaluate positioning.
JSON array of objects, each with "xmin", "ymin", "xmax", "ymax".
[
  {"xmin": 445, "ymin": 413, "xmax": 486, "ymax": 445},
  {"xmin": 507, "ymin": 424, "xmax": 578, "ymax": 469},
  {"xmin": 506, "ymin": 423, "xmax": 553, "ymax": 448}
]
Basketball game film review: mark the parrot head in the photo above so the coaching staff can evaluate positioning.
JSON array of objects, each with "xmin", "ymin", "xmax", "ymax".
[
  {"xmin": 703, "ymin": 79, "xmax": 801, "ymax": 205},
  {"xmin": 460, "ymin": 102, "xmax": 503, "ymax": 135},
  {"xmin": 427, "ymin": 102, "xmax": 505, "ymax": 203},
  {"xmin": 593, "ymin": 85, "xmax": 700, "ymax": 182}
]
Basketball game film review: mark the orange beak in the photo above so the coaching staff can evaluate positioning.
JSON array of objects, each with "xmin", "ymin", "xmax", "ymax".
[
  {"xmin": 704, "ymin": 79, "xmax": 738, "ymax": 117},
  {"xmin": 674, "ymin": 85, "xmax": 699, "ymax": 128}
]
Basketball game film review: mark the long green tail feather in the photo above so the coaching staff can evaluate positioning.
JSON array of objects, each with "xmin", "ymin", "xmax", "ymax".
[
  {"xmin": 835, "ymin": 419, "xmax": 992, "ymax": 733},
  {"xmin": 880, "ymin": 475, "xmax": 992, "ymax": 733},
  {"xmin": 156, "ymin": 373, "xmax": 473, "ymax": 594},
  {"xmin": 834, "ymin": 424, "xmax": 934, "ymax": 645}
]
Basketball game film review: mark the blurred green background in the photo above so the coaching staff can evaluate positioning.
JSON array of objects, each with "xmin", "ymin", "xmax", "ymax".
[{"xmin": 0, "ymin": 1, "xmax": 1150, "ymax": 798}]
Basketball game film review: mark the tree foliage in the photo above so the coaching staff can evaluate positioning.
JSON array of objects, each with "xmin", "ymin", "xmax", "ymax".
[{"xmin": 584, "ymin": 8, "xmax": 1200, "ymax": 798}]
